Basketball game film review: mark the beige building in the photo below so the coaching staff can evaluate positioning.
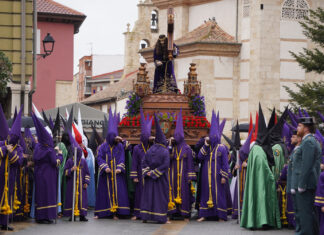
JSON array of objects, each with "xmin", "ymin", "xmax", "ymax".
[
  {"xmin": 0, "ymin": 0, "xmax": 33, "ymax": 117},
  {"xmin": 82, "ymin": 70, "xmax": 140, "ymax": 115},
  {"xmin": 76, "ymin": 55, "xmax": 124, "ymax": 102},
  {"xmin": 122, "ymin": 0, "xmax": 324, "ymax": 131},
  {"xmin": 55, "ymin": 73, "xmax": 78, "ymax": 107}
]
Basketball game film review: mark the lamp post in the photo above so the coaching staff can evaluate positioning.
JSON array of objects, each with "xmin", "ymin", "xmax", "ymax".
[
  {"xmin": 41, "ymin": 33, "xmax": 55, "ymax": 58},
  {"xmin": 28, "ymin": 30, "xmax": 55, "ymax": 114}
]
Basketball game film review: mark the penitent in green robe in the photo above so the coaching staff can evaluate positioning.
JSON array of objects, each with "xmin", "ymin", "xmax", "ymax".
[
  {"xmin": 240, "ymin": 145, "xmax": 281, "ymax": 229},
  {"xmin": 272, "ymin": 144, "xmax": 285, "ymax": 183},
  {"xmin": 57, "ymin": 142, "xmax": 68, "ymax": 207}
]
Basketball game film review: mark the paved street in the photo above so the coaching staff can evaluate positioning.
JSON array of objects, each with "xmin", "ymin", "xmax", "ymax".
[{"xmin": 2, "ymin": 211, "xmax": 294, "ymax": 235}]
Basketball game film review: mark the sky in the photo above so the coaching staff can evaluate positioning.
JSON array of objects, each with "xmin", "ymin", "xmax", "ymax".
[{"xmin": 54, "ymin": 0, "xmax": 139, "ymax": 73}]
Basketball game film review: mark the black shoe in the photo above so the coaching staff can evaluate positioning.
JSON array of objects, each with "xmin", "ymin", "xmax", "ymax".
[
  {"xmin": 36, "ymin": 220, "xmax": 45, "ymax": 224},
  {"xmin": 1, "ymin": 225, "xmax": 14, "ymax": 231},
  {"xmin": 68, "ymin": 217, "xmax": 77, "ymax": 221},
  {"xmin": 46, "ymin": 219, "xmax": 54, "ymax": 224},
  {"xmin": 36, "ymin": 219, "xmax": 52, "ymax": 224},
  {"xmin": 80, "ymin": 216, "xmax": 88, "ymax": 222}
]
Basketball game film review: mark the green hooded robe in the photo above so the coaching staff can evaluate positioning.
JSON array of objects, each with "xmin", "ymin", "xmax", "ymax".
[
  {"xmin": 272, "ymin": 144, "xmax": 286, "ymax": 183},
  {"xmin": 240, "ymin": 144, "xmax": 281, "ymax": 229}
]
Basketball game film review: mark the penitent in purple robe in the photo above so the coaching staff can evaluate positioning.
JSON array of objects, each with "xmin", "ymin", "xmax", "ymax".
[
  {"xmin": 33, "ymin": 144, "xmax": 63, "ymax": 220},
  {"xmin": 278, "ymin": 165, "xmax": 295, "ymax": 227},
  {"xmin": 198, "ymin": 143, "xmax": 232, "ymax": 220},
  {"xmin": 94, "ymin": 142, "xmax": 130, "ymax": 217},
  {"xmin": 315, "ymin": 171, "xmax": 324, "ymax": 235},
  {"xmin": 168, "ymin": 144, "xmax": 196, "ymax": 217},
  {"xmin": 130, "ymin": 143, "xmax": 148, "ymax": 218},
  {"xmin": 14, "ymin": 155, "xmax": 27, "ymax": 221},
  {"xmin": 63, "ymin": 155, "xmax": 90, "ymax": 217},
  {"xmin": 232, "ymin": 161, "xmax": 249, "ymax": 219},
  {"xmin": 232, "ymin": 134, "xmax": 252, "ymax": 219},
  {"xmin": 140, "ymin": 144, "xmax": 170, "ymax": 223},
  {"xmin": 0, "ymin": 142, "xmax": 23, "ymax": 226}
]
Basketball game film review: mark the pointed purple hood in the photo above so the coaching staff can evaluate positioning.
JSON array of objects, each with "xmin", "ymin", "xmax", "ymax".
[
  {"xmin": 9, "ymin": 106, "xmax": 23, "ymax": 145},
  {"xmin": 218, "ymin": 118, "xmax": 226, "ymax": 144},
  {"xmin": 318, "ymin": 111, "xmax": 324, "ymax": 123},
  {"xmin": 24, "ymin": 127, "xmax": 35, "ymax": 149},
  {"xmin": 0, "ymin": 105, "xmax": 9, "ymax": 141},
  {"xmin": 67, "ymin": 129, "xmax": 82, "ymax": 162},
  {"xmin": 32, "ymin": 113, "xmax": 54, "ymax": 148},
  {"xmin": 174, "ymin": 109, "xmax": 185, "ymax": 148},
  {"xmin": 297, "ymin": 108, "xmax": 303, "ymax": 118},
  {"xmin": 19, "ymin": 132, "xmax": 27, "ymax": 153},
  {"xmin": 140, "ymin": 107, "xmax": 151, "ymax": 146},
  {"xmin": 282, "ymin": 122, "xmax": 296, "ymax": 154},
  {"xmin": 209, "ymin": 110, "xmax": 220, "ymax": 147},
  {"xmin": 154, "ymin": 113, "xmax": 167, "ymax": 146},
  {"xmin": 106, "ymin": 109, "xmax": 118, "ymax": 146},
  {"xmin": 239, "ymin": 131, "xmax": 252, "ymax": 159},
  {"xmin": 288, "ymin": 109, "xmax": 298, "ymax": 128},
  {"xmin": 303, "ymin": 109, "xmax": 310, "ymax": 117},
  {"xmin": 314, "ymin": 129, "xmax": 324, "ymax": 156}
]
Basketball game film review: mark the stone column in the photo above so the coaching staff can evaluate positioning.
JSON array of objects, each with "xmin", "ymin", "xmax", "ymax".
[{"xmin": 249, "ymin": 0, "xmax": 281, "ymax": 118}]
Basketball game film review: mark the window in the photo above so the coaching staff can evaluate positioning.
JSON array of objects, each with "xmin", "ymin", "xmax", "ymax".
[
  {"xmin": 282, "ymin": 0, "xmax": 309, "ymax": 20},
  {"xmin": 243, "ymin": 0, "xmax": 250, "ymax": 18},
  {"xmin": 151, "ymin": 10, "xmax": 158, "ymax": 32},
  {"xmin": 139, "ymin": 39, "xmax": 150, "ymax": 49}
]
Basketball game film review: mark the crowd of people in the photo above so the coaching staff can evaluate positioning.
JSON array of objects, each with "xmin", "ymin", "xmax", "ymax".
[{"xmin": 0, "ymin": 104, "xmax": 323, "ymax": 235}]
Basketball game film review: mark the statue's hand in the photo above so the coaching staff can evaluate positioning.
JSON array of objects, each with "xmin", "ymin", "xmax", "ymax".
[{"xmin": 155, "ymin": 60, "xmax": 162, "ymax": 67}]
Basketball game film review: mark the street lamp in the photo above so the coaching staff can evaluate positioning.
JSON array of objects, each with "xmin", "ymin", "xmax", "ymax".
[
  {"xmin": 40, "ymin": 33, "xmax": 55, "ymax": 58},
  {"xmin": 29, "ymin": 32, "xmax": 55, "ymax": 114}
]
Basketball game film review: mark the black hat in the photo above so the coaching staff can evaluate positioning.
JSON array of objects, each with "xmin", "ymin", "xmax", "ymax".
[
  {"xmin": 298, "ymin": 117, "xmax": 315, "ymax": 125},
  {"xmin": 256, "ymin": 103, "xmax": 268, "ymax": 144}
]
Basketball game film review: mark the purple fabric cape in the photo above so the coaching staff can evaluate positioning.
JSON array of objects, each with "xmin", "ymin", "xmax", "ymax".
[
  {"xmin": 197, "ymin": 143, "xmax": 232, "ymax": 220},
  {"xmin": 63, "ymin": 157, "xmax": 90, "ymax": 217},
  {"xmin": 94, "ymin": 142, "xmax": 130, "ymax": 217},
  {"xmin": 140, "ymin": 144, "xmax": 170, "ymax": 223},
  {"xmin": 168, "ymin": 144, "xmax": 196, "ymax": 217},
  {"xmin": 0, "ymin": 142, "xmax": 23, "ymax": 225},
  {"xmin": 33, "ymin": 143, "xmax": 62, "ymax": 220}
]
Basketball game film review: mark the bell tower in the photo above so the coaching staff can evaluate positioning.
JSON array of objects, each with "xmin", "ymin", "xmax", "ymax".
[{"xmin": 123, "ymin": 0, "xmax": 160, "ymax": 77}]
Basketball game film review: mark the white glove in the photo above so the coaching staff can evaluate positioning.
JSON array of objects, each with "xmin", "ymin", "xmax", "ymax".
[
  {"xmin": 204, "ymin": 137, "xmax": 210, "ymax": 146},
  {"xmin": 155, "ymin": 60, "xmax": 162, "ymax": 67},
  {"xmin": 298, "ymin": 187, "xmax": 306, "ymax": 193},
  {"xmin": 291, "ymin": 189, "xmax": 296, "ymax": 194}
]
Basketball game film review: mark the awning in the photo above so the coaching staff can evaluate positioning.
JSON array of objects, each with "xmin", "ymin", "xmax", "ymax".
[{"xmin": 44, "ymin": 103, "xmax": 108, "ymax": 129}]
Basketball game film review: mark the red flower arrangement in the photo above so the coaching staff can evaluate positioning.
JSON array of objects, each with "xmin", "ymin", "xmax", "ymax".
[{"xmin": 119, "ymin": 115, "xmax": 210, "ymax": 128}]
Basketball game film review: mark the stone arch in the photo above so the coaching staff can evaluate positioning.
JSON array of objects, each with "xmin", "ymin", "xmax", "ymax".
[
  {"xmin": 281, "ymin": 0, "xmax": 310, "ymax": 20},
  {"xmin": 139, "ymin": 39, "xmax": 150, "ymax": 49}
]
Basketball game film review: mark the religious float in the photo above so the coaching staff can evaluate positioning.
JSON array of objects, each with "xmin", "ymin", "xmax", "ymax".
[{"xmin": 118, "ymin": 8, "xmax": 209, "ymax": 145}]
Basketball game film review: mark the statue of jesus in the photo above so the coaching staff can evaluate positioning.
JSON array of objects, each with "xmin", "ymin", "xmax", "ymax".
[{"xmin": 153, "ymin": 34, "xmax": 179, "ymax": 94}]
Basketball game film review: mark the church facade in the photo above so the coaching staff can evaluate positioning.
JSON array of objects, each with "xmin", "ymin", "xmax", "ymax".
[{"xmin": 124, "ymin": 0, "xmax": 324, "ymax": 129}]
